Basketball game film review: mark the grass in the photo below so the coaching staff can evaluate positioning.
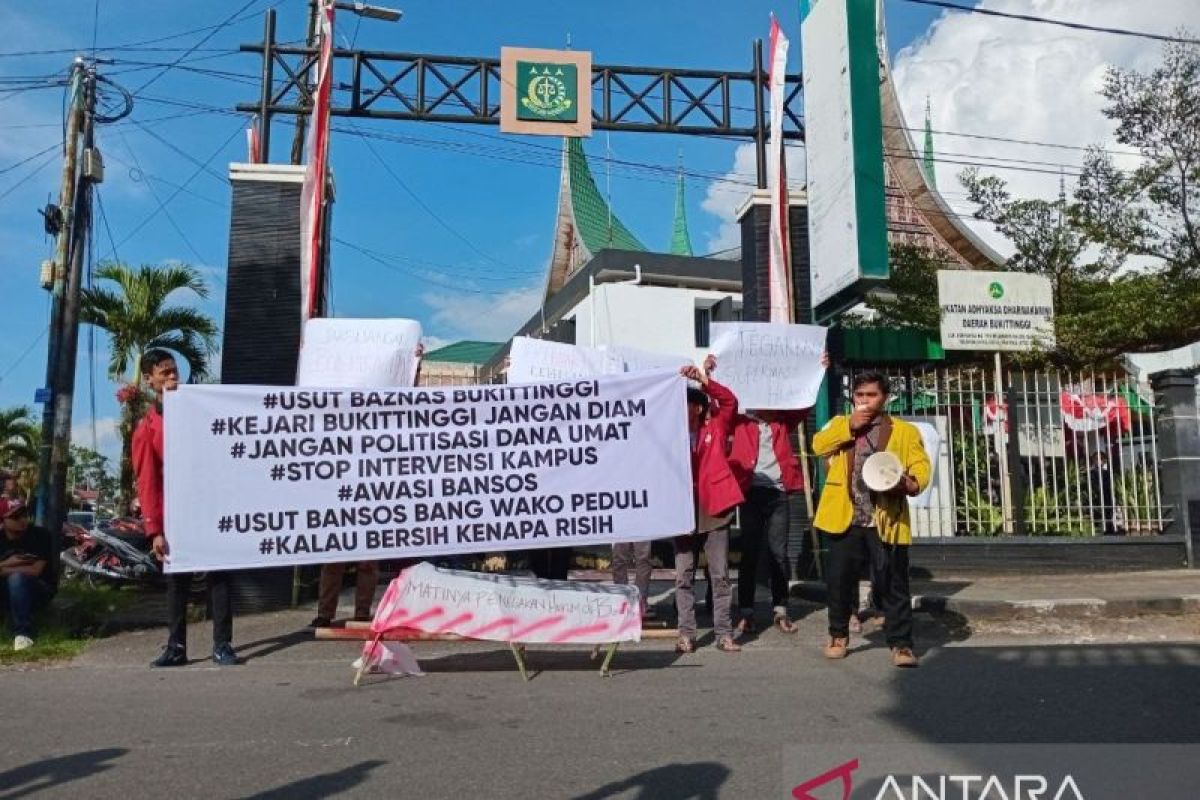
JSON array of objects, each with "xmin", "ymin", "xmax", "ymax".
[{"xmin": 1, "ymin": 581, "xmax": 135, "ymax": 666}]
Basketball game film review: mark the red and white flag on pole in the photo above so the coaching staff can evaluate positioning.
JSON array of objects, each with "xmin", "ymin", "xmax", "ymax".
[
  {"xmin": 299, "ymin": 0, "xmax": 335, "ymax": 322},
  {"xmin": 766, "ymin": 15, "xmax": 793, "ymax": 323},
  {"xmin": 246, "ymin": 116, "xmax": 261, "ymax": 163}
]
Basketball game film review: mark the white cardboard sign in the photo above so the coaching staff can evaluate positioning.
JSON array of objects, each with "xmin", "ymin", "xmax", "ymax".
[
  {"xmin": 297, "ymin": 318, "xmax": 422, "ymax": 388},
  {"xmin": 709, "ymin": 322, "xmax": 827, "ymax": 409}
]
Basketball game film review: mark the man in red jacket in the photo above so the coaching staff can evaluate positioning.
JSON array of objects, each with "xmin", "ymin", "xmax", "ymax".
[
  {"xmin": 726, "ymin": 351, "xmax": 828, "ymax": 636},
  {"xmin": 133, "ymin": 349, "xmax": 237, "ymax": 668},
  {"xmin": 673, "ymin": 359, "xmax": 743, "ymax": 654}
]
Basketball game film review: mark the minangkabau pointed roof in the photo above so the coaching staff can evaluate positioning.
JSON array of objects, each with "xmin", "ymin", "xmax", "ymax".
[{"xmin": 669, "ymin": 157, "xmax": 693, "ymax": 256}]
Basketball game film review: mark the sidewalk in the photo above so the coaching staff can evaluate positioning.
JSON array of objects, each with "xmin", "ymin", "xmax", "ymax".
[{"xmin": 792, "ymin": 570, "xmax": 1200, "ymax": 620}]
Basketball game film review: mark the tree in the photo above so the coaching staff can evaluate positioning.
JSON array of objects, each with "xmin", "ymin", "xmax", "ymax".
[
  {"xmin": 856, "ymin": 244, "xmax": 943, "ymax": 332},
  {"xmin": 0, "ymin": 406, "xmax": 37, "ymax": 471},
  {"xmin": 81, "ymin": 262, "xmax": 219, "ymax": 510},
  {"xmin": 68, "ymin": 445, "xmax": 118, "ymax": 512},
  {"xmin": 1072, "ymin": 37, "xmax": 1200, "ymax": 276}
]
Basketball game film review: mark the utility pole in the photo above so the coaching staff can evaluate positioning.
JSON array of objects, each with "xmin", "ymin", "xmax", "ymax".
[
  {"xmin": 36, "ymin": 62, "xmax": 100, "ymax": 575},
  {"xmin": 34, "ymin": 59, "xmax": 85, "ymax": 532},
  {"xmin": 290, "ymin": 0, "xmax": 321, "ymax": 165}
]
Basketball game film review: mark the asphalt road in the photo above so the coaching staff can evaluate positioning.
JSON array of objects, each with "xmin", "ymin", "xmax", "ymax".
[{"xmin": 3, "ymin": 603, "xmax": 1199, "ymax": 799}]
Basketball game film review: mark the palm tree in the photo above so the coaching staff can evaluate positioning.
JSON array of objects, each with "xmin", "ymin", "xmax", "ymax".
[
  {"xmin": 82, "ymin": 262, "xmax": 219, "ymax": 510},
  {"xmin": 0, "ymin": 406, "xmax": 38, "ymax": 480}
]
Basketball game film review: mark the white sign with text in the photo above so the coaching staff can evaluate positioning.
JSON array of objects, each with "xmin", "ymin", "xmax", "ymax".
[
  {"xmin": 938, "ymin": 271, "xmax": 1056, "ymax": 352},
  {"xmin": 507, "ymin": 336, "xmax": 623, "ymax": 384},
  {"xmin": 709, "ymin": 322, "xmax": 827, "ymax": 409},
  {"xmin": 162, "ymin": 372, "xmax": 695, "ymax": 572},
  {"xmin": 297, "ymin": 318, "xmax": 422, "ymax": 388}
]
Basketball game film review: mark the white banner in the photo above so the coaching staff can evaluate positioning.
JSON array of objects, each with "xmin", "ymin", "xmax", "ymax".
[
  {"xmin": 507, "ymin": 336, "xmax": 623, "ymax": 384},
  {"xmin": 162, "ymin": 372, "xmax": 695, "ymax": 572},
  {"xmin": 709, "ymin": 322, "xmax": 827, "ymax": 409},
  {"xmin": 296, "ymin": 318, "xmax": 422, "ymax": 388},
  {"xmin": 907, "ymin": 421, "xmax": 941, "ymax": 510},
  {"xmin": 371, "ymin": 563, "xmax": 642, "ymax": 644}
]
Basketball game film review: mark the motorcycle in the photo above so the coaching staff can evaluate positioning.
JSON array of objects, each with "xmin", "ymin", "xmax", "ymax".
[{"xmin": 60, "ymin": 520, "xmax": 162, "ymax": 587}]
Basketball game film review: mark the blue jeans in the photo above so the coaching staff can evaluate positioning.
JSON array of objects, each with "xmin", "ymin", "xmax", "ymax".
[{"xmin": 4, "ymin": 573, "xmax": 51, "ymax": 638}]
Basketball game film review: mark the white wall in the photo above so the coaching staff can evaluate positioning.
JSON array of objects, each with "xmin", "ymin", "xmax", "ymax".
[{"xmin": 570, "ymin": 283, "xmax": 741, "ymax": 363}]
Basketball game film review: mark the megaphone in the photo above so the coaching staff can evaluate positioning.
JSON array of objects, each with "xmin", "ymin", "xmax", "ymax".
[{"xmin": 862, "ymin": 451, "xmax": 904, "ymax": 493}]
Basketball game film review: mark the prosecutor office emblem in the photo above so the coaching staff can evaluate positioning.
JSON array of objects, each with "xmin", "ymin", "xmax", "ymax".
[{"xmin": 518, "ymin": 62, "xmax": 578, "ymax": 122}]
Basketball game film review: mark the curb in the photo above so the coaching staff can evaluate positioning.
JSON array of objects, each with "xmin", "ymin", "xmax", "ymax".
[{"xmin": 789, "ymin": 582, "xmax": 1200, "ymax": 621}]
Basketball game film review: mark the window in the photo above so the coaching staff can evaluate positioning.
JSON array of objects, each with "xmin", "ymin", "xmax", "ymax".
[{"xmin": 694, "ymin": 306, "xmax": 711, "ymax": 347}]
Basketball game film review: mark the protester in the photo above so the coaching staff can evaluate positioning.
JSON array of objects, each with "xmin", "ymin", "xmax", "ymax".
[
  {"xmin": 310, "ymin": 561, "xmax": 379, "ymax": 628},
  {"xmin": 610, "ymin": 539, "xmax": 652, "ymax": 617},
  {"xmin": 812, "ymin": 372, "xmax": 930, "ymax": 668},
  {"xmin": 726, "ymin": 351, "xmax": 829, "ymax": 636},
  {"xmin": 134, "ymin": 349, "xmax": 238, "ymax": 668},
  {"xmin": 1, "ymin": 472, "xmax": 20, "ymax": 501},
  {"xmin": 0, "ymin": 500, "xmax": 53, "ymax": 651},
  {"xmin": 674, "ymin": 357, "xmax": 743, "ymax": 654},
  {"xmin": 311, "ymin": 344, "xmax": 425, "ymax": 628}
]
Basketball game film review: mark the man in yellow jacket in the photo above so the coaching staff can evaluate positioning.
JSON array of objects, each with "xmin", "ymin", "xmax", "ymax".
[{"xmin": 812, "ymin": 372, "xmax": 931, "ymax": 668}]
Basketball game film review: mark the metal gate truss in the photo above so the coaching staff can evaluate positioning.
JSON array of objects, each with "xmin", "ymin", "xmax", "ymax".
[{"xmin": 239, "ymin": 18, "xmax": 804, "ymax": 161}]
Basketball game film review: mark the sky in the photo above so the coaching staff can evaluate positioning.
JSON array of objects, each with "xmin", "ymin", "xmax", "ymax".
[{"xmin": 0, "ymin": 0, "xmax": 1193, "ymax": 462}]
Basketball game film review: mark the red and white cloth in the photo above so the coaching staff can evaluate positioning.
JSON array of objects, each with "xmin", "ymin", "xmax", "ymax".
[{"xmin": 365, "ymin": 562, "xmax": 643, "ymax": 646}]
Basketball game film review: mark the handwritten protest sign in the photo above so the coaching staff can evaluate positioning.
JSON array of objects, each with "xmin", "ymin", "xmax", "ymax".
[
  {"xmin": 371, "ymin": 562, "xmax": 643, "ymax": 644},
  {"xmin": 297, "ymin": 318, "xmax": 422, "ymax": 388},
  {"xmin": 602, "ymin": 345, "xmax": 692, "ymax": 374},
  {"xmin": 507, "ymin": 336, "xmax": 623, "ymax": 384},
  {"xmin": 709, "ymin": 322, "xmax": 827, "ymax": 409},
  {"xmin": 162, "ymin": 371, "xmax": 694, "ymax": 572}
]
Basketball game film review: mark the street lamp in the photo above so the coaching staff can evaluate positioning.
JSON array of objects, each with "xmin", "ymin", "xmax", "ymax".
[{"xmin": 334, "ymin": 2, "xmax": 403, "ymax": 22}]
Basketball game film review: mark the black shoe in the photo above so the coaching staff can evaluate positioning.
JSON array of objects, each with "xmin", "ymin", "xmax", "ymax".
[
  {"xmin": 151, "ymin": 644, "xmax": 187, "ymax": 668},
  {"xmin": 212, "ymin": 643, "xmax": 240, "ymax": 666},
  {"xmin": 309, "ymin": 616, "xmax": 333, "ymax": 628}
]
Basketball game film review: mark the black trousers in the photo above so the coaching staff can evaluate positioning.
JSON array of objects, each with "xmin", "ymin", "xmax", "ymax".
[
  {"xmin": 824, "ymin": 526, "xmax": 912, "ymax": 648},
  {"xmin": 527, "ymin": 548, "xmax": 572, "ymax": 581},
  {"xmin": 737, "ymin": 486, "xmax": 792, "ymax": 613},
  {"xmin": 166, "ymin": 571, "xmax": 232, "ymax": 650}
]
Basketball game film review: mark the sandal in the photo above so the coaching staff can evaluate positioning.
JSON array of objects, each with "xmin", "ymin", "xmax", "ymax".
[
  {"xmin": 675, "ymin": 637, "xmax": 696, "ymax": 654},
  {"xmin": 735, "ymin": 617, "xmax": 757, "ymax": 636},
  {"xmin": 716, "ymin": 636, "xmax": 742, "ymax": 653},
  {"xmin": 774, "ymin": 613, "xmax": 798, "ymax": 634}
]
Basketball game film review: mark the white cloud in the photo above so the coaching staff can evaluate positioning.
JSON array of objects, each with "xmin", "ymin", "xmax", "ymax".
[
  {"xmin": 72, "ymin": 416, "xmax": 121, "ymax": 463},
  {"xmin": 421, "ymin": 284, "xmax": 543, "ymax": 342},
  {"xmin": 421, "ymin": 335, "xmax": 453, "ymax": 353},
  {"xmin": 890, "ymin": 0, "xmax": 1195, "ymax": 256},
  {"xmin": 700, "ymin": 143, "xmax": 806, "ymax": 256}
]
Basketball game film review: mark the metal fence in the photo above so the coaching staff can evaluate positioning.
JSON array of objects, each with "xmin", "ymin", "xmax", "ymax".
[{"xmin": 831, "ymin": 365, "xmax": 1166, "ymax": 538}]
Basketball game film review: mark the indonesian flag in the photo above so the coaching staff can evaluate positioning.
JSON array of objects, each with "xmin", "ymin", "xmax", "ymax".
[
  {"xmin": 1060, "ymin": 391, "xmax": 1132, "ymax": 434},
  {"xmin": 767, "ymin": 15, "xmax": 792, "ymax": 323},
  {"xmin": 299, "ymin": 0, "xmax": 335, "ymax": 322}
]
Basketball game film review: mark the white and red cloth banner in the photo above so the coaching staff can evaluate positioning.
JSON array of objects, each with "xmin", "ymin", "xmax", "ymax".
[
  {"xmin": 299, "ymin": 0, "xmax": 334, "ymax": 322},
  {"xmin": 766, "ymin": 15, "xmax": 793, "ymax": 323},
  {"xmin": 369, "ymin": 562, "xmax": 643, "ymax": 645},
  {"xmin": 161, "ymin": 371, "xmax": 694, "ymax": 573},
  {"xmin": 1060, "ymin": 391, "xmax": 1131, "ymax": 434}
]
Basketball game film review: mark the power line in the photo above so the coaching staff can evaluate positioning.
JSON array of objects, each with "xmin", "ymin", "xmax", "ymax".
[
  {"xmin": 0, "ymin": 3, "xmax": 282, "ymax": 58},
  {"xmin": 0, "ymin": 149, "xmax": 59, "ymax": 201},
  {"xmin": 105, "ymin": 120, "xmax": 244, "ymax": 258},
  {"xmin": 333, "ymin": 236, "xmax": 534, "ymax": 296},
  {"xmin": 0, "ymin": 143, "xmax": 60, "ymax": 176},
  {"xmin": 0, "ymin": 329, "xmax": 48, "ymax": 384},
  {"xmin": 125, "ymin": 0, "xmax": 264, "ymax": 99},
  {"xmin": 898, "ymin": 0, "xmax": 1200, "ymax": 45}
]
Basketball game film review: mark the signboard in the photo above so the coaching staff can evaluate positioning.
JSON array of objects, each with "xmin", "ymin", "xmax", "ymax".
[
  {"xmin": 709, "ymin": 322, "xmax": 827, "ymax": 409},
  {"xmin": 516, "ymin": 62, "xmax": 579, "ymax": 122},
  {"xmin": 507, "ymin": 337, "xmax": 622, "ymax": 384},
  {"xmin": 296, "ymin": 318, "xmax": 422, "ymax": 388},
  {"xmin": 938, "ymin": 270, "xmax": 1056, "ymax": 352},
  {"xmin": 601, "ymin": 345, "xmax": 691, "ymax": 374},
  {"xmin": 802, "ymin": 0, "xmax": 889, "ymax": 318},
  {"xmin": 500, "ymin": 47, "xmax": 592, "ymax": 137},
  {"xmin": 161, "ymin": 372, "xmax": 694, "ymax": 572}
]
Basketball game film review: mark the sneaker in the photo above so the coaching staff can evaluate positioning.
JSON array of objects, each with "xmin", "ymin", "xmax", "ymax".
[
  {"xmin": 13, "ymin": 635, "xmax": 34, "ymax": 652},
  {"xmin": 823, "ymin": 636, "xmax": 849, "ymax": 659},
  {"xmin": 309, "ymin": 616, "xmax": 333, "ymax": 628},
  {"xmin": 892, "ymin": 647, "xmax": 919, "ymax": 668},
  {"xmin": 150, "ymin": 644, "xmax": 187, "ymax": 668},
  {"xmin": 212, "ymin": 643, "xmax": 240, "ymax": 666}
]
